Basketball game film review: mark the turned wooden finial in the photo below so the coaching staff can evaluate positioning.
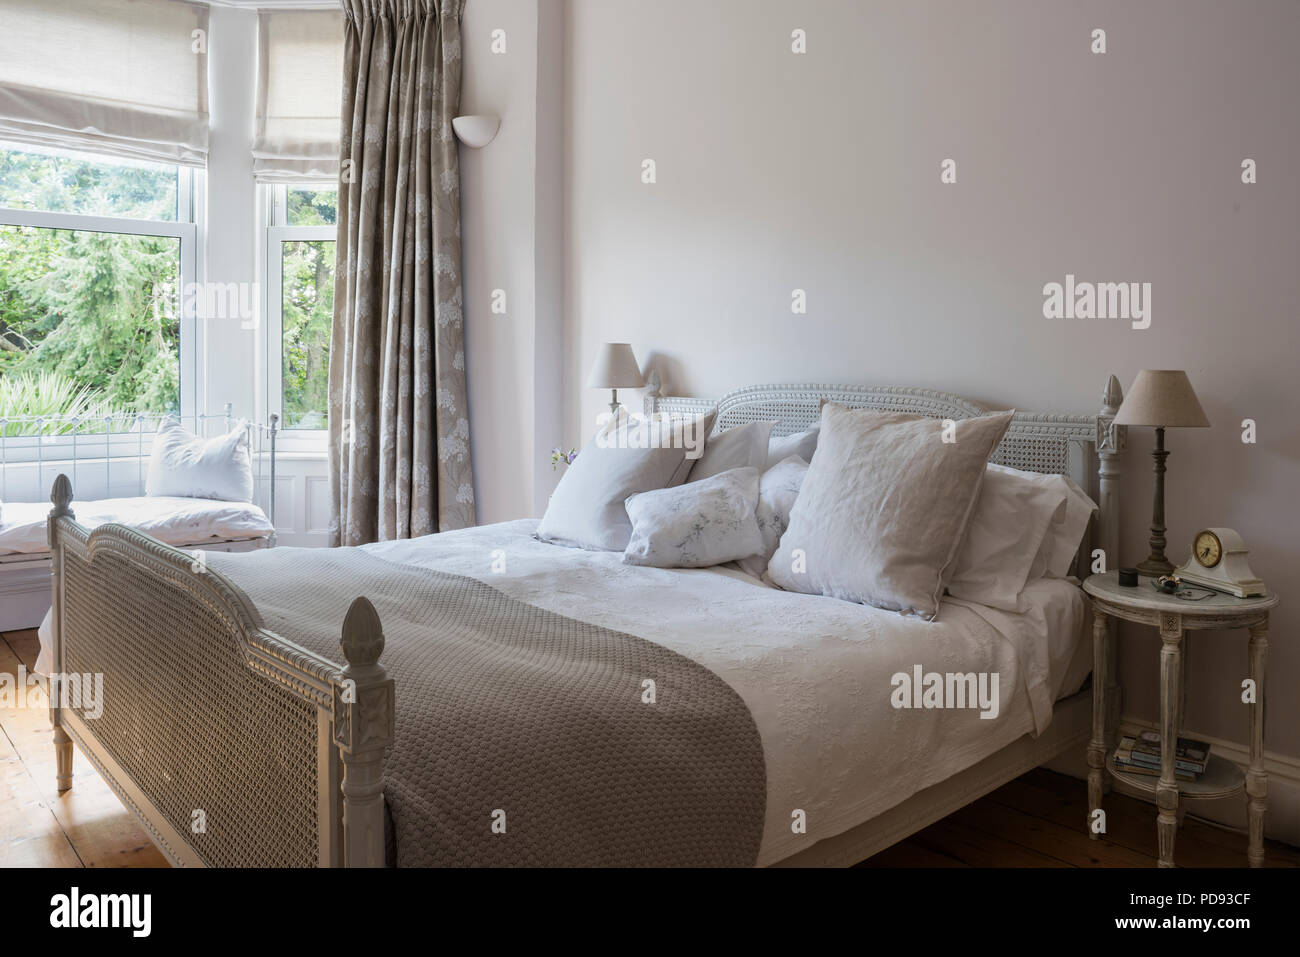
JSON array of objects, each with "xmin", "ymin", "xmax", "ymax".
[
  {"xmin": 50, "ymin": 474, "xmax": 75, "ymax": 518},
  {"xmin": 340, "ymin": 596, "xmax": 385, "ymax": 669},
  {"xmin": 1102, "ymin": 374, "xmax": 1124, "ymax": 416}
]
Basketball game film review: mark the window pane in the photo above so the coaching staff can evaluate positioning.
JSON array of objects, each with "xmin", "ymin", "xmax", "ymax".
[
  {"xmin": 0, "ymin": 140, "xmax": 180, "ymax": 222},
  {"xmin": 281, "ymin": 239, "xmax": 334, "ymax": 429},
  {"xmin": 286, "ymin": 186, "xmax": 337, "ymax": 226},
  {"xmin": 0, "ymin": 224, "xmax": 180, "ymax": 422}
]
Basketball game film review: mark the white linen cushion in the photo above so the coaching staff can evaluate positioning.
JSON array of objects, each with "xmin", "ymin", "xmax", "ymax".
[
  {"xmin": 688, "ymin": 420, "xmax": 774, "ymax": 482},
  {"xmin": 537, "ymin": 410, "xmax": 715, "ymax": 551},
  {"xmin": 623, "ymin": 467, "xmax": 763, "ymax": 568},
  {"xmin": 767, "ymin": 404, "xmax": 1014, "ymax": 620},
  {"xmin": 146, "ymin": 416, "xmax": 254, "ymax": 502},
  {"xmin": 737, "ymin": 455, "xmax": 808, "ymax": 579},
  {"xmin": 985, "ymin": 463, "xmax": 1098, "ymax": 578},
  {"xmin": 765, "ymin": 426, "xmax": 819, "ymax": 469},
  {"xmin": 945, "ymin": 465, "xmax": 1068, "ymax": 611}
]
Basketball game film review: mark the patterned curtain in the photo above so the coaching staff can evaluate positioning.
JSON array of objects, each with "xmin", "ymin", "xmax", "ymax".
[{"xmin": 329, "ymin": 0, "xmax": 474, "ymax": 546}]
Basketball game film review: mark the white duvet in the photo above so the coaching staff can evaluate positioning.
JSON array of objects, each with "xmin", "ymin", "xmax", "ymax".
[
  {"xmin": 361, "ymin": 520, "xmax": 1088, "ymax": 866},
  {"xmin": 0, "ymin": 495, "xmax": 273, "ymax": 555}
]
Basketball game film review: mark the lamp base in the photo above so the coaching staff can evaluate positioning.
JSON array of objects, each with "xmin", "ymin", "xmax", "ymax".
[
  {"xmin": 1135, "ymin": 557, "xmax": 1176, "ymax": 578},
  {"xmin": 1137, "ymin": 426, "xmax": 1174, "ymax": 579}
]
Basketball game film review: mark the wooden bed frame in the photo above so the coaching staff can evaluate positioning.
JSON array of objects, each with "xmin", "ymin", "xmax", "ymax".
[{"xmin": 43, "ymin": 376, "xmax": 1127, "ymax": 867}]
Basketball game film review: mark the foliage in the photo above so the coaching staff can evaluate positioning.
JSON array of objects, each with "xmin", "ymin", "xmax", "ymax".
[
  {"xmin": 286, "ymin": 187, "xmax": 337, "ymax": 226},
  {"xmin": 0, "ymin": 142, "xmax": 176, "ymax": 221},
  {"xmin": 0, "ymin": 368, "xmax": 130, "ymax": 436},
  {"xmin": 281, "ymin": 238, "xmax": 334, "ymax": 429},
  {"xmin": 0, "ymin": 146, "xmax": 338, "ymax": 430},
  {"xmin": 0, "ymin": 145, "xmax": 180, "ymax": 415}
]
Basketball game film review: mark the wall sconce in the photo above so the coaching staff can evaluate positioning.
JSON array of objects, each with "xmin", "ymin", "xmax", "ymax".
[{"xmin": 452, "ymin": 115, "xmax": 500, "ymax": 148}]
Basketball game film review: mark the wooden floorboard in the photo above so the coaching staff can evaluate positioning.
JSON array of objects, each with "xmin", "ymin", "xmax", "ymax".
[
  {"xmin": 0, "ymin": 629, "xmax": 167, "ymax": 868},
  {"xmin": 861, "ymin": 768, "xmax": 1300, "ymax": 868},
  {"xmin": 3, "ymin": 625, "xmax": 1297, "ymax": 868}
]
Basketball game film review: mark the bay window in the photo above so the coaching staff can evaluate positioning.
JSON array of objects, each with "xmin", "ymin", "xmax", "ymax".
[
  {"xmin": 0, "ymin": 0, "xmax": 342, "ymax": 527},
  {"xmin": 0, "ymin": 141, "xmax": 199, "ymax": 423}
]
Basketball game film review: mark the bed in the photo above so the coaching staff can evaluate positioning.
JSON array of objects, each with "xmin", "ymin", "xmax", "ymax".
[{"xmin": 41, "ymin": 377, "xmax": 1128, "ymax": 867}]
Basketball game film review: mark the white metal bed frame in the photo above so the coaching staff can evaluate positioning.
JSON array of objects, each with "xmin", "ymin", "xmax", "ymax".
[{"xmin": 43, "ymin": 375, "xmax": 1126, "ymax": 867}]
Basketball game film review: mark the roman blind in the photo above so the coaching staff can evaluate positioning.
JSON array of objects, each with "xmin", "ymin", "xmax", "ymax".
[
  {"xmin": 253, "ymin": 10, "xmax": 345, "ymax": 183},
  {"xmin": 0, "ymin": 0, "xmax": 210, "ymax": 167}
]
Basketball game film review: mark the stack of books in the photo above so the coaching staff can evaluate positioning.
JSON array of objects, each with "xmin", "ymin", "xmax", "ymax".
[{"xmin": 1113, "ymin": 730, "xmax": 1210, "ymax": 782}]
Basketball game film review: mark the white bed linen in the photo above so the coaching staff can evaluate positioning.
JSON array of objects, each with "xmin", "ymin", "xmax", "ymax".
[
  {"xmin": 359, "ymin": 519, "xmax": 1087, "ymax": 866},
  {"xmin": 0, "ymin": 496, "xmax": 273, "ymax": 556}
]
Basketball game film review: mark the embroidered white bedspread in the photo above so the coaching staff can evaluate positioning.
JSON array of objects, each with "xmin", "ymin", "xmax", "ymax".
[{"xmin": 361, "ymin": 520, "xmax": 1088, "ymax": 866}]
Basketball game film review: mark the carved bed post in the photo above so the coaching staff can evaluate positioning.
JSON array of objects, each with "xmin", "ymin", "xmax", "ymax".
[
  {"xmin": 47, "ymin": 473, "xmax": 75, "ymax": 792},
  {"xmin": 1096, "ymin": 375, "xmax": 1126, "ymax": 574},
  {"xmin": 1096, "ymin": 376, "xmax": 1127, "ymax": 787},
  {"xmin": 643, "ymin": 368, "xmax": 661, "ymax": 417},
  {"xmin": 333, "ymin": 596, "xmax": 395, "ymax": 867}
]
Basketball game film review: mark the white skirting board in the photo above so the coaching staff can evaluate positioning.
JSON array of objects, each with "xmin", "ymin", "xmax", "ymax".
[{"xmin": 1043, "ymin": 717, "xmax": 1300, "ymax": 850}]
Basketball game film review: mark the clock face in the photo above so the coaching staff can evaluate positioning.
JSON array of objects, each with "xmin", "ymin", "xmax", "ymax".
[{"xmin": 1194, "ymin": 530, "xmax": 1223, "ymax": 568}]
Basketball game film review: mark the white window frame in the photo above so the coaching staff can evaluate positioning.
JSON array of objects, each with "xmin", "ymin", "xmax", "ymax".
[
  {"xmin": 0, "ymin": 160, "xmax": 201, "ymax": 461},
  {"xmin": 263, "ymin": 182, "xmax": 336, "ymax": 452}
]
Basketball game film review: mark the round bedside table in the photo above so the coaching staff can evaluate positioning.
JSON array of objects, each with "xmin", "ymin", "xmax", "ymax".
[{"xmin": 1082, "ymin": 570, "xmax": 1277, "ymax": 867}]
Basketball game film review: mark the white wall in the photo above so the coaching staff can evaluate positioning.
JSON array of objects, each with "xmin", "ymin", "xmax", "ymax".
[
  {"xmin": 562, "ymin": 0, "xmax": 1300, "ymax": 757},
  {"xmin": 459, "ymin": 0, "xmax": 564, "ymax": 525}
]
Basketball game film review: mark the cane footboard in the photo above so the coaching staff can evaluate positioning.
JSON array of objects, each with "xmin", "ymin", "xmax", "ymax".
[{"xmin": 45, "ymin": 474, "xmax": 392, "ymax": 868}]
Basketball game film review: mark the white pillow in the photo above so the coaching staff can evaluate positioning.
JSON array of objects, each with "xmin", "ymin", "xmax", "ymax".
[
  {"xmin": 766, "ymin": 426, "xmax": 818, "ymax": 469},
  {"xmin": 945, "ymin": 465, "xmax": 1068, "ymax": 611},
  {"xmin": 737, "ymin": 456, "xmax": 807, "ymax": 579},
  {"xmin": 624, "ymin": 467, "xmax": 763, "ymax": 568},
  {"xmin": 537, "ymin": 410, "xmax": 715, "ymax": 551},
  {"xmin": 767, "ymin": 405, "xmax": 1014, "ymax": 619},
  {"xmin": 688, "ymin": 421, "xmax": 774, "ymax": 482},
  {"xmin": 146, "ymin": 417, "xmax": 254, "ymax": 503},
  {"xmin": 988, "ymin": 463, "xmax": 1097, "ymax": 579}
]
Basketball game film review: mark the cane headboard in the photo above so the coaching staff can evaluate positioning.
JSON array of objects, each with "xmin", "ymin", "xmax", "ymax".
[{"xmin": 643, "ymin": 373, "xmax": 1128, "ymax": 578}]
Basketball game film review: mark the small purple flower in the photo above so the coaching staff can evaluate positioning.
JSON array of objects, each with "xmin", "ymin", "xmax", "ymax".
[{"xmin": 550, "ymin": 446, "xmax": 578, "ymax": 470}]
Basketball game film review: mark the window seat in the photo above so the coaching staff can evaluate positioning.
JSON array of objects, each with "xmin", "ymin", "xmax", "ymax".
[
  {"xmin": 0, "ymin": 496, "xmax": 273, "ymax": 557},
  {"xmin": 0, "ymin": 495, "xmax": 274, "ymax": 632}
]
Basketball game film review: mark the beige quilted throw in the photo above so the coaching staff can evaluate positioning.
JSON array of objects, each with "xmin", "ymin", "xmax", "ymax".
[{"xmin": 207, "ymin": 547, "xmax": 767, "ymax": 867}]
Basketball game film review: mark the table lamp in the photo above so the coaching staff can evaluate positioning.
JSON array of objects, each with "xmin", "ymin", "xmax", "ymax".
[
  {"xmin": 1113, "ymin": 370, "xmax": 1210, "ymax": 577},
  {"xmin": 587, "ymin": 343, "xmax": 643, "ymax": 414}
]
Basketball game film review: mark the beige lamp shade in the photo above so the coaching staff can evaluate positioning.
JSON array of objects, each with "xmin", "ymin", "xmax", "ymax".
[
  {"xmin": 1114, "ymin": 370, "xmax": 1210, "ymax": 428},
  {"xmin": 587, "ymin": 343, "xmax": 643, "ymax": 389}
]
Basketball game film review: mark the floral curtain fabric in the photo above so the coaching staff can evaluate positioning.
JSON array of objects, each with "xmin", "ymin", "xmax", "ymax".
[{"xmin": 330, "ymin": 0, "xmax": 474, "ymax": 545}]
